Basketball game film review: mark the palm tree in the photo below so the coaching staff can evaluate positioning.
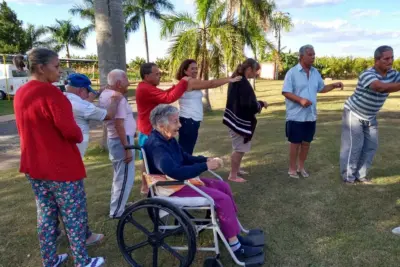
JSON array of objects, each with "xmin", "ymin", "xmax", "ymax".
[
  {"xmin": 24, "ymin": 23, "xmax": 48, "ymax": 49},
  {"xmin": 69, "ymin": 0, "xmax": 95, "ymax": 33},
  {"xmin": 161, "ymin": 0, "xmax": 244, "ymax": 111},
  {"xmin": 46, "ymin": 19, "xmax": 89, "ymax": 65},
  {"xmin": 94, "ymin": 0, "xmax": 127, "ymax": 150},
  {"xmin": 271, "ymin": 11, "xmax": 293, "ymax": 79},
  {"xmin": 124, "ymin": 0, "xmax": 174, "ymax": 62}
]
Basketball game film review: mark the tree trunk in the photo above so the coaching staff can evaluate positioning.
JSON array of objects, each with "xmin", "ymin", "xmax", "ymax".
[
  {"xmin": 95, "ymin": 0, "xmax": 127, "ymax": 150},
  {"xmin": 142, "ymin": 13, "xmax": 150, "ymax": 63},
  {"xmin": 200, "ymin": 30, "xmax": 212, "ymax": 112},
  {"xmin": 275, "ymin": 29, "xmax": 281, "ymax": 80},
  {"xmin": 66, "ymin": 44, "xmax": 71, "ymax": 68}
]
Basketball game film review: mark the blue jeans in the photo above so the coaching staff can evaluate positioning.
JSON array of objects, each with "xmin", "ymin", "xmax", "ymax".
[{"xmin": 178, "ymin": 117, "xmax": 201, "ymax": 155}]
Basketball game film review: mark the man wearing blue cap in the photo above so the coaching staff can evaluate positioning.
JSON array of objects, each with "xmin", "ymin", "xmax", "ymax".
[
  {"xmin": 65, "ymin": 73, "xmax": 123, "ymax": 157},
  {"xmin": 58, "ymin": 73, "xmax": 123, "ymax": 246}
]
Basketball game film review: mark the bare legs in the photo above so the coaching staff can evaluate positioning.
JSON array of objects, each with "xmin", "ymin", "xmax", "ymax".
[
  {"xmin": 288, "ymin": 142, "xmax": 310, "ymax": 177},
  {"xmin": 228, "ymin": 151, "xmax": 247, "ymax": 182}
]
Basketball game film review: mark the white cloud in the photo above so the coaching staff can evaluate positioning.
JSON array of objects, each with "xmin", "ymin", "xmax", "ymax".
[
  {"xmin": 286, "ymin": 18, "xmax": 400, "ymax": 43},
  {"xmin": 350, "ymin": 9, "xmax": 381, "ymax": 18},
  {"xmin": 278, "ymin": 0, "xmax": 343, "ymax": 9}
]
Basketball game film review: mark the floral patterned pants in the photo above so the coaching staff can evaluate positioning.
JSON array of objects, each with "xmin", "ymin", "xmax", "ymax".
[{"xmin": 27, "ymin": 175, "xmax": 91, "ymax": 267}]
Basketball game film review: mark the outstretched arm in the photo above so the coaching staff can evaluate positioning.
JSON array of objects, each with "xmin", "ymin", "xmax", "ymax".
[
  {"xmin": 188, "ymin": 76, "xmax": 242, "ymax": 90},
  {"xmin": 319, "ymin": 82, "xmax": 344, "ymax": 93}
]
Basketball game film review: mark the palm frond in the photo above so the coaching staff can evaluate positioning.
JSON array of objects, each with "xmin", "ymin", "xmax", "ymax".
[{"xmin": 160, "ymin": 12, "xmax": 197, "ymax": 38}]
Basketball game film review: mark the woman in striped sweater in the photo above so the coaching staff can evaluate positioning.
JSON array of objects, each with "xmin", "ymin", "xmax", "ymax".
[{"xmin": 223, "ymin": 59, "xmax": 268, "ymax": 182}]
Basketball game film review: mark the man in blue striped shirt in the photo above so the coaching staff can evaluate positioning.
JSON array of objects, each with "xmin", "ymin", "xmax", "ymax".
[{"xmin": 340, "ymin": 45, "xmax": 400, "ymax": 184}]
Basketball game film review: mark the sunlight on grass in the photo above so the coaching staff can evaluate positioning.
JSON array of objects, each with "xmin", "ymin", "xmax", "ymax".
[{"xmin": 1, "ymin": 80, "xmax": 400, "ymax": 266}]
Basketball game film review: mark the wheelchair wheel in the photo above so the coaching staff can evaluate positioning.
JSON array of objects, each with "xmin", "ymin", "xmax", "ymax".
[{"xmin": 117, "ymin": 198, "xmax": 197, "ymax": 267}]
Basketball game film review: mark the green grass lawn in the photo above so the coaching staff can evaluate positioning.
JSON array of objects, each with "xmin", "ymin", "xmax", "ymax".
[
  {"xmin": 0, "ymin": 99, "xmax": 14, "ymax": 116},
  {"xmin": 1, "ymin": 80, "xmax": 400, "ymax": 266}
]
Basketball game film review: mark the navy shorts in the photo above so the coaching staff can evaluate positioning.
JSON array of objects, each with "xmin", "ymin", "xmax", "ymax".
[{"xmin": 285, "ymin": 121, "xmax": 316, "ymax": 144}]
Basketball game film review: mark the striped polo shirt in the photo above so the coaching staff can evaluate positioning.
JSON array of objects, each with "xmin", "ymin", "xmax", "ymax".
[{"xmin": 344, "ymin": 67, "xmax": 400, "ymax": 120}]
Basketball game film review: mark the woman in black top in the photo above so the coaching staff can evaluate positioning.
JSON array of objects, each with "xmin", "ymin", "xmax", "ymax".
[{"xmin": 223, "ymin": 58, "xmax": 268, "ymax": 182}]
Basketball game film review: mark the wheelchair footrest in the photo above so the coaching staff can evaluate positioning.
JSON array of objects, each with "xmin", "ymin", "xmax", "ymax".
[
  {"xmin": 244, "ymin": 251, "xmax": 265, "ymax": 266},
  {"xmin": 245, "ymin": 229, "xmax": 265, "ymax": 247}
]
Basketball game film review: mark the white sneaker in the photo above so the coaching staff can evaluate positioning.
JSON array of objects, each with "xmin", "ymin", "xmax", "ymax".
[
  {"xmin": 85, "ymin": 257, "xmax": 105, "ymax": 267},
  {"xmin": 392, "ymin": 226, "xmax": 400, "ymax": 235},
  {"xmin": 53, "ymin": 253, "xmax": 68, "ymax": 267}
]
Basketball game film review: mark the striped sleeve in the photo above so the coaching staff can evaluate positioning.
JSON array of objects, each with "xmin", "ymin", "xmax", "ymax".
[{"xmin": 359, "ymin": 71, "xmax": 378, "ymax": 88}]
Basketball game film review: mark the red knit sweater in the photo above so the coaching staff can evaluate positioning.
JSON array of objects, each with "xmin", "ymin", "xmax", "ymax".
[
  {"xmin": 14, "ymin": 80, "xmax": 86, "ymax": 182},
  {"xmin": 136, "ymin": 80, "xmax": 188, "ymax": 135}
]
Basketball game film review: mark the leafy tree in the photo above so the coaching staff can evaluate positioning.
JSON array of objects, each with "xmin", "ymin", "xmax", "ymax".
[
  {"xmin": 128, "ymin": 56, "xmax": 146, "ymax": 69},
  {"xmin": 69, "ymin": 0, "xmax": 95, "ymax": 33},
  {"xmin": 124, "ymin": 0, "xmax": 174, "ymax": 62},
  {"xmin": 0, "ymin": 1, "xmax": 28, "ymax": 53},
  {"xmin": 24, "ymin": 23, "xmax": 48, "ymax": 50},
  {"xmin": 161, "ymin": 0, "xmax": 245, "ymax": 111},
  {"xmin": 46, "ymin": 20, "xmax": 89, "ymax": 60}
]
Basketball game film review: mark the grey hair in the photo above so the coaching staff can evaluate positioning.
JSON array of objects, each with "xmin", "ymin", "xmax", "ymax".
[
  {"xmin": 107, "ymin": 69, "xmax": 126, "ymax": 86},
  {"xmin": 374, "ymin": 45, "xmax": 393, "ymax": 60},
  {"xmin": 27, "ymin": 48, "xmax": 58, "ymax": 74},
  {"xmin": 299, "ymin": 45, "xmax": 314, "ymax": 56},
  {"xmin": 150, "ymin": 104, "xmax": 179, "ymax": 128}
]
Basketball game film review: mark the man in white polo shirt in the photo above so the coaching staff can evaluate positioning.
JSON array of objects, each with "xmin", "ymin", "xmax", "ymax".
[{"xmin": 65, "ymin": 73, "xmax": 123, "ymax": 157}]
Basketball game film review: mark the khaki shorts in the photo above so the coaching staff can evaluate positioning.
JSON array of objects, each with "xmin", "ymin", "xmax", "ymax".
[{"xmin": 229, "ymin": 129, "xmax": 251, "ymax": 153}]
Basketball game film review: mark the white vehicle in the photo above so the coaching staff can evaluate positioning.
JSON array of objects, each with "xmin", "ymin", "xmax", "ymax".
[{"xmin": 0, "ymin": 64, "xmax": 29, "ymax": 100}]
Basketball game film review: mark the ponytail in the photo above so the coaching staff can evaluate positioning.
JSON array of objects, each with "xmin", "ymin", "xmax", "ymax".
[{"xmin": 231, "ymin": 58, "xmax": 260, "ymax": 78}]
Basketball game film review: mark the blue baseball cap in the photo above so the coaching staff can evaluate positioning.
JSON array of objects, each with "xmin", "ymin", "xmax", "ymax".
[{"xmin": 67, "ymin": 73, "xmax": 97, "ymax": 94}]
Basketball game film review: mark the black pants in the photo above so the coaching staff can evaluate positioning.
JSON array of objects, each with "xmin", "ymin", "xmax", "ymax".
[{"xmin": 178, "ymin": 117, "xmax": 201, "ymax": 155}]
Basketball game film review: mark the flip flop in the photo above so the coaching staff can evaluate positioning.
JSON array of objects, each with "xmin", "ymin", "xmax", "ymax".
[
  {"xmin": 228, "ymin": 176, "xmax": 247, "ymax": 183},
  {"xmin": 86, "ymin": 233, "xmax": 104, "ymax": 247},
  {"xmin": 297, "ymin": 169, "xmax": 309, "ymax": 178},
  {"xmin": 288, "ymin": 171, "xmax": 299, "ymax": 179}
]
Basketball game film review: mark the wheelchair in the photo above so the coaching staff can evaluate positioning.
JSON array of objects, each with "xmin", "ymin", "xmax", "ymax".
[{"xmin": 116, "ymin": 145, "xmax": 266, "ymax": 267}]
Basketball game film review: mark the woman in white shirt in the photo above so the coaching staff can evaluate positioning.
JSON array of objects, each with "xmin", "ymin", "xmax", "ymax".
[{"xmin": 175, "ymin": 59, "xmax": 241, "ymax": 155}]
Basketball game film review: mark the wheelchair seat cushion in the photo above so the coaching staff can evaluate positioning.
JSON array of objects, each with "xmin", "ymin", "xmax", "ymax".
[{"xmin": 143, "ymin": 173, "xmax": 205, "ymax": 196}]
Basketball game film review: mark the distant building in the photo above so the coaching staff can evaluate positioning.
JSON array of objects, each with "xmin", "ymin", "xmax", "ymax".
[{"xmin": 259, "ymin": 62, "xmax": 275, "ymax": 80}]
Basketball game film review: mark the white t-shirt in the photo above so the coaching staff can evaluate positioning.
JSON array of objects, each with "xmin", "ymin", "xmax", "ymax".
[
  {"xmin": 65, "ymin": 92, "xmax": 107, "ymax": 135},
  {"xmin": 178, "ymin": 90, "xmax": 204, "ymax": 121},
  {"xmin": 98, "ymin": 89, "xmax": 136, "ymax": 138}
]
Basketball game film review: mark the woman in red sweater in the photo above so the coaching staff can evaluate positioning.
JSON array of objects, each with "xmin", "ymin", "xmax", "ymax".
[{"xmin": 14, "ymin": 48, "xmax": 104, "ymax": 267}]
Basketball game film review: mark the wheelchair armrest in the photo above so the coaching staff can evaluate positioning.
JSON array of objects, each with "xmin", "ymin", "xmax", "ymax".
[
  {"xmin": 155, "ymin": 181, "xmax": 185, "ymax": 186},
  {"xmin": 124, "ymin": 145, "xmax": 142, "ymax": 151}
]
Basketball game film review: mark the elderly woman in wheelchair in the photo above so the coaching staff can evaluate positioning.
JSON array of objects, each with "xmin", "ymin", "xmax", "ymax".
[{"xmin": 117, "ymin": 104, "xmax": 265, "ymax": 267}]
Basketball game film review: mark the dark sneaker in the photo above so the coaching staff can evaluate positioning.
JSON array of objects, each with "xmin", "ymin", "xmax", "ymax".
[
  {"xmin": 237, "ymin": 235, "xmax": 256, "ymax": 247},
  {"xmin": 234, "ymin": 245, "xmax": 263, "ymax": 261},
  {"xmin": 343, "ymin": 179, "xmax": 355, "ymax": 185}
]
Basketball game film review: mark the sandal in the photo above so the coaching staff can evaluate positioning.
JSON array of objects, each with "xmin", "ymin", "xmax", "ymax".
[
  {"xmin": 297, "ymin": 169, "xmax": 309, "ymax": 178},
  {"xmin": 86, "ymin": 233, "xmax": 104, "ymax": 247},
  {"xmin": 228, "ymin": 176, "xmax": 247, "ymax": 183},
  {"xmin": 288, "ymin": 171, "xmax": 299, "ymax": 179},
  {"xmin": 53, "ymin": 253, "xmax": 68, "ymax": 267}
]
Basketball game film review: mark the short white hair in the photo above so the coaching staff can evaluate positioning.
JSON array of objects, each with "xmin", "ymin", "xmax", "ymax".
[
  {"xmin": 107, "ymin": 69, "xmax": 127, "ymax": 86},
  {"xmin": 150, "ymin": 104, "xmax": 179, "ymax": 128}
]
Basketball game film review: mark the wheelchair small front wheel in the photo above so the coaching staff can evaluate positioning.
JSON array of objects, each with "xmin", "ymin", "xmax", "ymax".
[{"xmin": 117, "ymin": 198, "xmax": 197, "ymax": 267}]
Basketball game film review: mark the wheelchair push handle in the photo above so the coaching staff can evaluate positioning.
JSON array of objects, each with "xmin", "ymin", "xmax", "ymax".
[{"xmin": 124, "ymin": 145, "xmax": 142, "ymax": 151}]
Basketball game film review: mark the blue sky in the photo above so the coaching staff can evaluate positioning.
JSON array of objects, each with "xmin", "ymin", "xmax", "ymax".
[{"xmin": 7, "ymin": 0, "xmax": 400, "ymax": 62}]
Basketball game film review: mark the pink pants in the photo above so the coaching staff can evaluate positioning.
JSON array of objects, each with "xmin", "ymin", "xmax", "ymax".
[{"xmin": 171, "ymin": 178, "xmax": 240, "ymax": 238}]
